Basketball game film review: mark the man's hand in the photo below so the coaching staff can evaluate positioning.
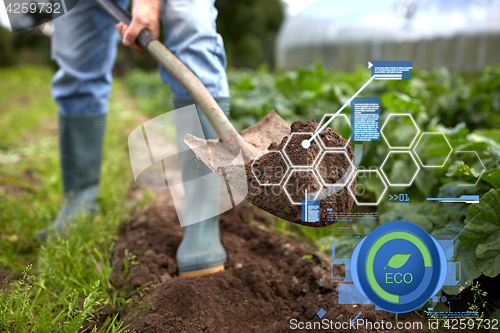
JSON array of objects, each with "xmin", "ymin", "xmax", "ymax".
[{"xmin": 116, "ymin": 0, "xmax": 160, "ymax": 53}]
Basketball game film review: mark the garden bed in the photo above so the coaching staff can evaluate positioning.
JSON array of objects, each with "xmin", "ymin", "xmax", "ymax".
[{"xmin": 105, "ymin": 189, "xmax": 428, "ymax": 332}]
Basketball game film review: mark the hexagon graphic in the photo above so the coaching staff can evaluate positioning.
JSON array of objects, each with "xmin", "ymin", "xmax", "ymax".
[
  {"xmin": 413, "ymin": 132, "xmax": 453, "ymax": 167},
  {"xmin": 283, "ymin": 132, "xmax": 323, "ymax": 167},
  {"xmin": 251, "ymin": 150, "xmax": 289, "ymax": 186},
  {"xmin": 347, "ymin": 169, "xmax": 388, "ymax": 206},
  {"xmin": 316, "ymin": 114, "xmax": 351, "ymax": 149},
  {"xmin": 284, "ymin": 169, "xmax": 322, "ymax": 205},
  {"xmin": 381, "ymin": 114, "xmax": 420, "ymax": 149},
  {"xmin": 455, "ymin": 151, "xmax": 486, "ymax": 186},
  {"xmin": 380, "ymin": 151, "xmax": 420, "ymax": 186},
  {"xmin": 316, "ymin": 150, "xmax": 355, "ymax": 187}
]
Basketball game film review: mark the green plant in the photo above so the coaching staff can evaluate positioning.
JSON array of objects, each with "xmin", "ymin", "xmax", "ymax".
[
  {"xmin": 215, "ymin": 0, "xmax": 284, "ymax": 68},
  {"xmin": 0, "ymin": 66, "xmax": 153, "ymax": 332},
  {"xmin": 121, "ymin": 69, "xmax": 173, "ymax": 118},
  {"xmin": 121, "ymin": 64, "xmax": 500, "ymax": 301},
  {"xmin": 467, "ymin": 281, "xmax": 488, "ymax": 320}
]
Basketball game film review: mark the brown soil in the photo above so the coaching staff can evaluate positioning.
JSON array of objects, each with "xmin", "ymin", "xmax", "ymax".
[
  {"xmin": 283, "ymin": 132, "xmax": 321, "ymax": 167},
  {"xmin": 283, "ymin": 170, "xmax": 322, "ymax": 203},
  {"xmin": 250, "ymin": 151, "xmax": 289, "ymax": 186},
  {"xmin": 245, "ymin": 119, "xmax": 356, "ymax": 227},
  {"xmin": 184, "ymin": 114, "xmax": 355, "ymax": 227},
  {"xmin": 107, "ymin": 189, "xmax": 428, "ymax": 333}
]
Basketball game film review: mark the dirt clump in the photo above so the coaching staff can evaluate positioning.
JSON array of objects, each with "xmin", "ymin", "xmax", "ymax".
[
  {"xmin": 184, "ymin": 115, "xmax": 355, "ymax": 227},
  {"xmin": 283, "ymin": 170, "xmax": 322, "ymax": 203},
  {"xmin": 245, "ymin": 119, "xmax": 356, "ymax": 227},
  {"xmin": 107, "ymin": 189, "xmax": 428, "ymax": 333}
]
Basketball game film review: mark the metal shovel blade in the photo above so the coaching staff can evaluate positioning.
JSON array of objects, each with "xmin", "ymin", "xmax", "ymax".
[
  {"xmin": 184, "ymin": 110, "xmax": 290, "ymax": 170},
  {"xmin": 185, "ymin": 110, "xmax": 356, "ymax": 227},
  {"xmin": 185, "ymin": 111, "xmax": 319, "ymax": 227}
]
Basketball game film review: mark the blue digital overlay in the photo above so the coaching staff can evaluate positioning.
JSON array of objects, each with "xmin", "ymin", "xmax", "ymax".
[
  {"xmin": 426, "ymin": 195, "xmax": 479, "ymax": 203},
  {"xmin": 351, "ymin": 221, "xmax": 448, "ymax": 313},
  {"xmin": 315, "ymin": 308, "xmax": 327, "ymax": 319},
  {"xmin": 302, "ymin": 199, "xmax": 320, "ymax": 222},
  {"xmin": 351, "ymin": 311, "xmax": 363, "ymax": 324},
  {"xmin": 370, "ymin": 61, "xmax": 413, "ymax": 79},
  {"xmin": 339, "ymin": 284, "xmax": 370, "ymax": 305},
  {"xmin": 351, "ymin": 97, "xmax": 380, "ymax": 141}
]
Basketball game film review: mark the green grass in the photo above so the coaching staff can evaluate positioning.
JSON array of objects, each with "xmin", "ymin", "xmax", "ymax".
[
  {"xmin": 0, "ymin": 65, "xmax": 344, "ymax": 332},
  {"xmin": 3, "ymin": 63, "xmax": 499, "ymax": 330},
  {"xmin": 0, "ymin": 66, "xmax": 153, "ymax": 332},
  {"xmin": 0, "ymin": 66, "xmax": 57, "ymax": 149}
]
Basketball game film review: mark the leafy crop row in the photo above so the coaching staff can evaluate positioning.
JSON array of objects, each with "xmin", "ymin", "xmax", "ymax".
[{"xmin": 123, "ymin": 64, "xmax": 500, "ymax": 293}]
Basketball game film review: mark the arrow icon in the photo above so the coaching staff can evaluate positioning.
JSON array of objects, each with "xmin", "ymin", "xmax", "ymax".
[
  {"xmin": 368, "ymin": 61, "xmax": 373, "ymax": 69},
  {"xmin": 389, "ymin": 194, "xmax": 393, "ymax": 200}
]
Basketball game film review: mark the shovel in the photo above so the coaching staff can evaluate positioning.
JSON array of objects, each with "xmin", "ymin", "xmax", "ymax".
[
  {"xmin": 94, "ymin": 0, "xmax": 292, "ymax": 161},
  {"xmin": 95, "ymin": 0, "xmax": 354, "ymax": 227}
]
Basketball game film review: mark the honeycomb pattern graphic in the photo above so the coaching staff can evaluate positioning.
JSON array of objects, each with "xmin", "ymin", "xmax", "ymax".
[
  {"xmin": 316, "ymin": 114, "xmax": 351, "ymax": 149},
  {"xmin": 348, "ymin": 169, "xmax": 388, "ymax": 206},
  {"xmin": 413, "ymin": 132, "xmax": 453, "ymax": 168},
  {"xmin": 316, "ymin": 150, "xmax": 355, "ymax": 187},
  {"xmin": 283, "ymin": 132, "xmax": 322, "ymax": 167},
  {"xmin": 454, "ymin": 151, "xmax": 486, "ymax": 186},
  {"xmin": 380, "ymin": 151, "xmax": 420, "ymax": 187},
  {"xmin": 251, "ymin": 150, "xmax": 289, "ymax": 186},
  {"xmin": 279, "ymin": 131, "xmax": 356, "ymax": 206},
  {"xmin": 272, "ymin": 113, "xmax": 488, "ymax": 206},
  {"xmin": 381, "ymin": 114, "xmax": 420, "ymax": 149},
  {"xmin": 283, "ymin": 169, "xmax": 322, "ymax": 205}
]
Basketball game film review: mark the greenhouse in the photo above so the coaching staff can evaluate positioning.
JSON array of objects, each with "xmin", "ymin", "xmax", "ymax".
[{"xmin": 276, "ymin": 0, "xmax": 500, "ymax": 71}]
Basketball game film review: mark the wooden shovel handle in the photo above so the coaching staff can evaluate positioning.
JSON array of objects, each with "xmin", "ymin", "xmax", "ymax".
[{"xmin": 95, "ymin": 0, "xmax": 257, "ymax": 161}]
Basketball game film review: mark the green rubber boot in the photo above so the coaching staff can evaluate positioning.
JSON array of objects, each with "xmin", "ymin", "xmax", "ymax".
[
  {"xmin": 174, "ymin": 97, "xmax": 229, "ymax": 277},
  {"xmin": 41, "ymin": 114, "xmax": 105, "ymax": 237}
]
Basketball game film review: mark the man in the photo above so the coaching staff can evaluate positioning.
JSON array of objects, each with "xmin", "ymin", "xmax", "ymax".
[{"xmin": 50, "ymin": 0, "xmax": 228, "ymax": 277}]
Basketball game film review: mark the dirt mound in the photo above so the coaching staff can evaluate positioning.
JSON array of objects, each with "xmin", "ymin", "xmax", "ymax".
[
  {"xmin": 109, "ymin": 190, "xmax": 427, "ymax": 332},
  {"xmin": 246, "ymin": 119, "xmax": 356, "ymax": 227}
]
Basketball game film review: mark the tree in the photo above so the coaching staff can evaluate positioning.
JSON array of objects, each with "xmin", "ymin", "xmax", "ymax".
[{"xmin": 215, "ymin": 0, "xmax": 284, "ymax": 69}]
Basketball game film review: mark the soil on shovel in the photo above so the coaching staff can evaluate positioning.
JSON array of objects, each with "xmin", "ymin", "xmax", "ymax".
[
  {"xmin": 184, "ymin": 113, "xmax": 356, "ymax": 227},
  {"xmin": 244, "ymin": 119, "xmax": 356, "ymax": 227},
  {"xmin": 105, "ymin": 189, "xmax": 428, "ymax": 333}
]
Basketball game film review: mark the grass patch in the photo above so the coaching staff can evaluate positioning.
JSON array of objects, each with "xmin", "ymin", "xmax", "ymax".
[
  {"xmin": 4, "ymin": 63, "xmax": 499, "ymax": 330},
  {"xmin": 0, "ymin": 66, "xmax": 57, "ymax": 149},
  {"xmin": 0, "ymin": 66, "xmax": 154, "ymax": 331}
]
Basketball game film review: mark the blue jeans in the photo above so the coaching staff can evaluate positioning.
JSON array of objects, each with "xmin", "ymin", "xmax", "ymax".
[{"xmin": 51, "ymin": 0, "xmax": 229, "ymax": 115}]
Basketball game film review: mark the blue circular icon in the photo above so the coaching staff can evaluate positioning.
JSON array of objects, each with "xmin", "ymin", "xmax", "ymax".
[{"xmin": 351, "ymin": 221, "xmax": 447, "ymax": 313}]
